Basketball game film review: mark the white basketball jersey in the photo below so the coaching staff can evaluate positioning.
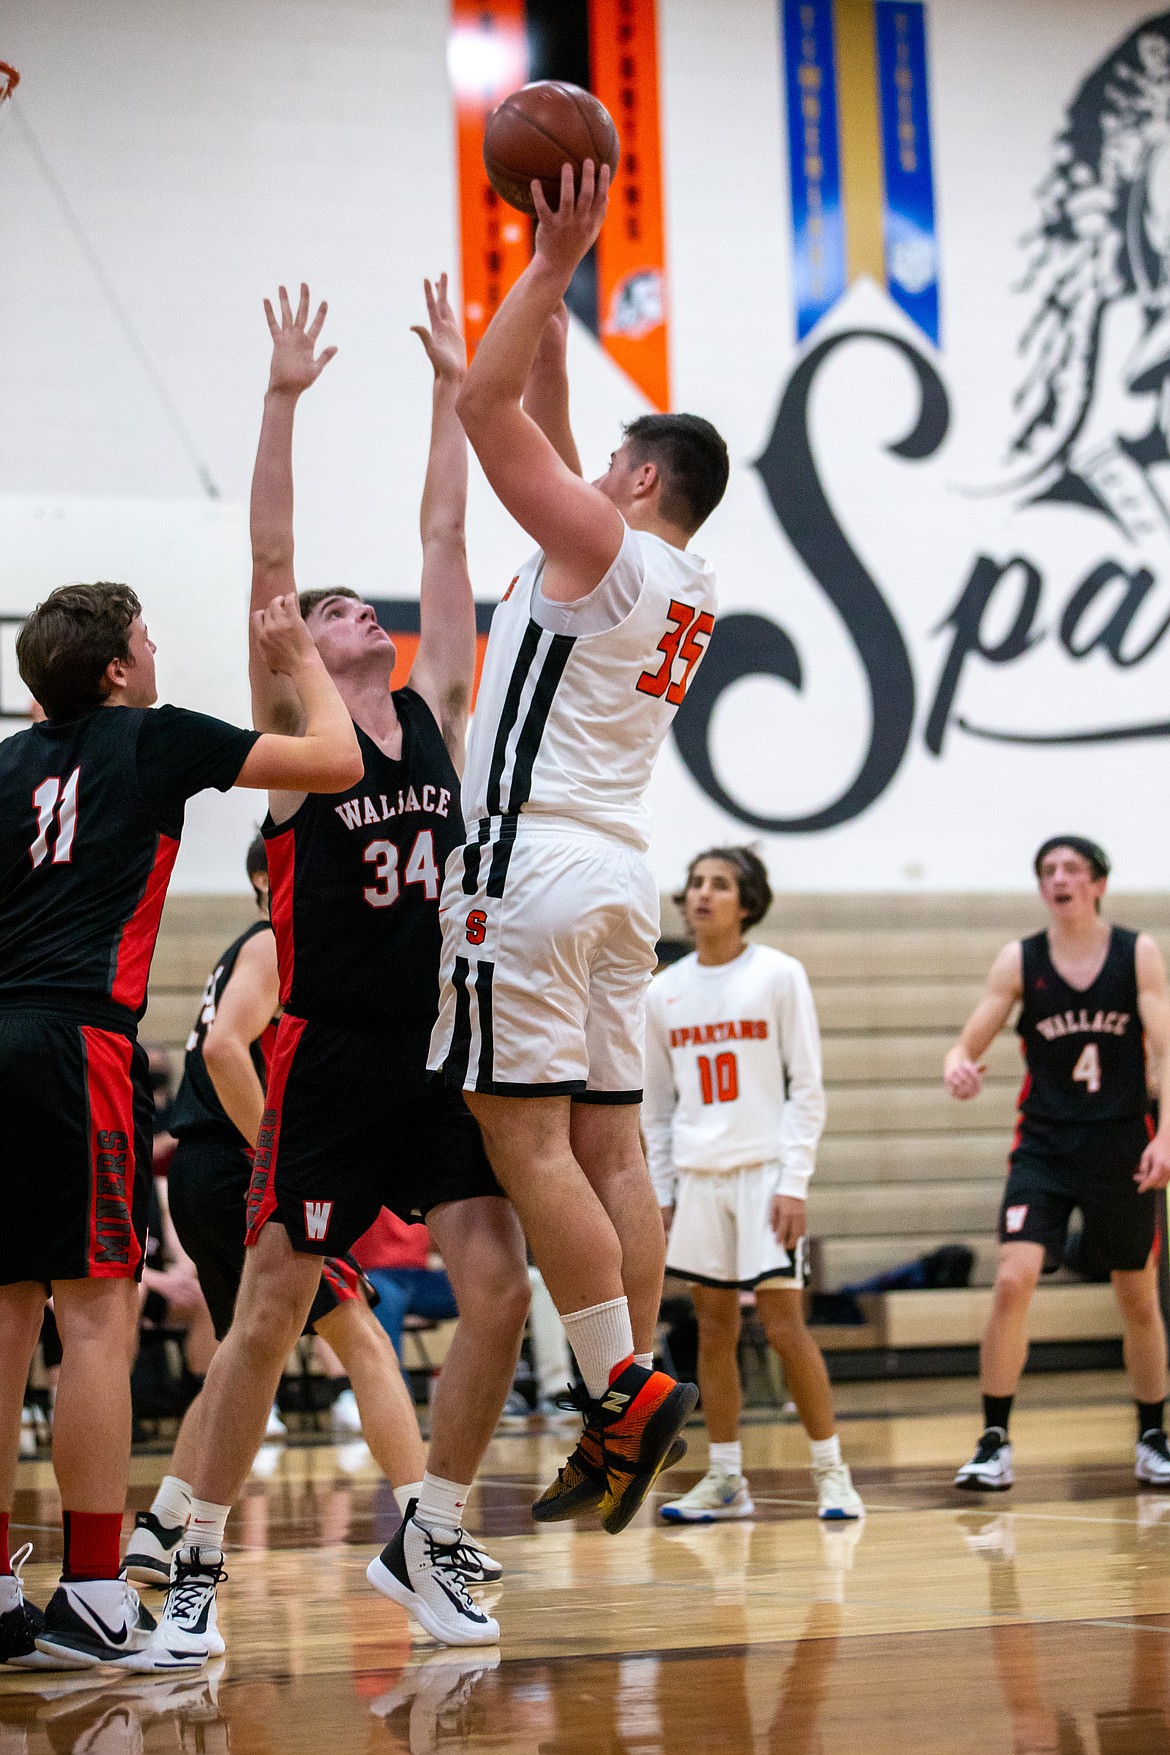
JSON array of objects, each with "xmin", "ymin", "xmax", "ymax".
[
  {"xmin": 643, "ymin": 943, "xmax": 826, "ymax": 1203},
  {"xmin": 461, "ymin": 525, "xmax": 717, "ymax": 850}
]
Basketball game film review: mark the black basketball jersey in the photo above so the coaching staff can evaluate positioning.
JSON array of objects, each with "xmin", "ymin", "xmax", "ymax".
[
  {"xmin": 0, "ymin": 705, "xmax": 258, "ymax": 1030},
  {"xmin": 169, "ymin": 921, "xmax": 279, "ymax": 1145},
  {"xmin": 1016, "ymin": 926, "xmax": 1149, "ymax": 1123},
  {"xmin": 264, "ymin": 689, "xmax": 462, "ymax": 1030}
]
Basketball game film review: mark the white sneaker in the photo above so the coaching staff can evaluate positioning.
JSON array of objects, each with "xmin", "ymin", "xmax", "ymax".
[
  {"xmin": 330, "ymin": 1389, "xmax": 362, "ymax": 1436},
  {"xmin": 0, "ymin": 1545, "xmax": 44, "ymax": 1666},
  {"xmin": 124, "ymin": 1547, "xmax": 226, "ymax": 1671},
  {"xmin": 264, "ymin": 1405, "xmax": 287, "ymax": 1441},
  {"xmin": 954, "ymin": 1427, "xmax": 1013, "ymax": 1491},
  {"xmin": 31, "ymin": 1579, "xmax": 156, "ymax": 1669},
  {"xmin": 659, "ymin": 1465, "xmax": 755, "ymax": 1523},
  {"xmin": 1136, "ymin": 1430, "xmax": 1170, "ymax": 1486},
  {"xmin": 813, "ymin": 1461, "xmax": 865, "ymax": 1521},
  {"xmin": 452, "ymin": 1534, "xmax": 503, "ymax": 1585},
  {"xmin": 123, "ymin": 1510, "xmax": 186, "ymax": 1586},
  {"xmin": 367, "ymin": 1506, "xmax": 499, "ymax": 1647}
]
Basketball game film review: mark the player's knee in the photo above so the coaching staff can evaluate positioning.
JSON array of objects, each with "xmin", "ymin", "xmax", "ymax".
[
  {"xmin": 235, "ymin": 1265, "xmax": 309, "ymax": 1356},
  {"xmin": 1113, "ymin": 1272, "xmax": 1161, "ymax": 1325},
  {"xmin": 462, "ymin": 1256, "xmax": 531, "ymax": 1338},
  {"xmin": 695, "ymin": 1303, "xmax": 740, "ymax": 1350},
  {"xmin": 993, "ymin": 1263, "xmax": 1038, "ymax": 1309},
  {"xmin": 761, "ymin": 1305, "xmax": 806, "ymax": 1353}
]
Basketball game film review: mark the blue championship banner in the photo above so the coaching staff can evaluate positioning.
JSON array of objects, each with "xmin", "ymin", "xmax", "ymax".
[
  {"xmin": 875, "ymin": 1, "xmax": 940, "ymax": 343},
  {"xmin": 782, "ymin": 0, "xmax": 847, "ymax": 341}
]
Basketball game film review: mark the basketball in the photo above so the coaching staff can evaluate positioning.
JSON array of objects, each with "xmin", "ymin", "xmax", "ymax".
[{"xmin": 483, "ymin": 80, "xmax": 620, "ymax": 217}]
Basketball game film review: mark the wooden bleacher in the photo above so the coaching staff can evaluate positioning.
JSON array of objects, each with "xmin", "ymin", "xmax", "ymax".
[{"xmin": 148, "ymin": 890, "xmax": 1170, "ymax": 1366}]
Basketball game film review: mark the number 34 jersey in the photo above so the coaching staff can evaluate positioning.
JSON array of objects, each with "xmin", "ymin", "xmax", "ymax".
[
  {"xmin": 1016, "ymin": 926, "xmax": 1149, "ymax": 1124},
  {"xmin": 263, "ymin": 690, "xmax": 462, "ymax": 1031},
  {"xmin": 461, "ymin": 523, "xmax": 716, "ymax": 852}
]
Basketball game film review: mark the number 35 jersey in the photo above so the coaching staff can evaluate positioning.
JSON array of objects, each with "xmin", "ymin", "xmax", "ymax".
[
  {"xmin": 263, "ymin": 690, "xmax": 462, "ymax": 1031},
  {"xmin": 462, "ymin": 523, "xmax": 716, "ymax": 852},
  {"xmin": 1016, "ymin": 926, "xmax": 1149, "ymax": 1123}
]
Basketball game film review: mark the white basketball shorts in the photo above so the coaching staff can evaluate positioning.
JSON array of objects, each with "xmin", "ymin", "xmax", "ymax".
[
  {"xmin": 428, "ymin": 817, "xmax": 659, "ymax": 1099},
  {"xmin": 665, "ymin": 1161, "xmax": 809, "ymax": 1290}
]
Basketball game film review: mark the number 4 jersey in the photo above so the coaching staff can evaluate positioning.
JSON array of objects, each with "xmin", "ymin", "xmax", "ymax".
[
  {"xmin": 1016, "ymin": 926, "xmax": 1149, "ymax": 1123},
  {"xmin": 263, "ymin": 690, "xmax": 462, "ymax": 1030}
]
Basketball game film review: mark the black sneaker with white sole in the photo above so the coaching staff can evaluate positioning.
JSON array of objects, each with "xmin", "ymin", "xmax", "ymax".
[
  {"xmin": 123, "ymin": 1510, "xmax": 186, "ymax": 1586},
  {"xmin": 32, "ymin": 1579, "xmax": 157, "ymax": 1668},
  {"xmin": 367, "ymin": 1502, "xmax": 500, "ymax": 1647},
  {"xmin": 0, "ymin": 1544, "xmax": 44, "ymax": 1664},
  {"xmin": 954, "ymin": 1427, "xmax": 1013, "ymax": 1491}
]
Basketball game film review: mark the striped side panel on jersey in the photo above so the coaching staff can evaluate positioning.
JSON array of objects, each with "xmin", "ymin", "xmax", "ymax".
[{"xmin": 446, "ymin": 954, "xmax": 497, "ymax": 1090}]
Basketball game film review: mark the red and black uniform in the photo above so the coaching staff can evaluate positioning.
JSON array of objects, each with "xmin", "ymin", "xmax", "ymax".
[
  {"xmin": 0, "ymin": 704, "xmax": 258, "ymax": 1284},
  {"xmin": 1003, "ymin": 926, "xmax": 1156, "ymax": 1271},
  {"xmin": 168, "ymin": 921, "xmax": 362, "ymax": 1338},
  {"xmin": 247, "ymin": 689, "xmax": 500, "ymax": 1257}
]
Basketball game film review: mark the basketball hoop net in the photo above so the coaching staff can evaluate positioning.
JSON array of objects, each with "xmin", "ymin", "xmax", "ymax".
[{"xmin": 0, "ymin": 63, "xmax": 20, "ymax": 104}]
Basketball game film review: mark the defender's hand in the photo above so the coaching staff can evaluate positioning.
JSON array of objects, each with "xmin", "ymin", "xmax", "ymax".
[
  {"xmin": 532, "ymin": 160, "xmax": 610, "ymax": 282},
  {"xmin": 944, "ymin": 1052, "xmax": 985, "ymax": 1100},
  {"xmin": 411, "ymin": 273, "xmax": 467, "ymax": 383},
  {"xmin": 1136, "ymin": 1133, "xmax": 1170, "ymax": 1191},
  {"xmin": 770, "ymin": 1195, "xmax": 807, "ymax": 1250},
  {"xmin": 251, "ymin": 593, "xmax": 318, "ymax": 675},
  {"xmin": 263, "ymin": 282, "xmax": 337, "ymax": 397}
]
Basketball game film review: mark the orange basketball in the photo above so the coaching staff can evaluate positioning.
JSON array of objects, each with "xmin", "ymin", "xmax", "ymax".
[{"xmin": 483, "ymin": 80, "xmax": 620, "ymax": 217}]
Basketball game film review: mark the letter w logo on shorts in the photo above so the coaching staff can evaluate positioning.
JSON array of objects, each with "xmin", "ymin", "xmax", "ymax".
[
  {"xmin": 1005, "ymin": 1204, "xmax": 1029, "ymax": 1234},
  {"xmin": 303, "ymin": 1200, "xmax": 334, "ymax": 1242}
]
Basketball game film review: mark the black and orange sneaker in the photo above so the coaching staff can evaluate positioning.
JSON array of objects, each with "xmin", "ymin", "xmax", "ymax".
[
  {"xmin": 596, "ymin": 1360, "xmax": 699, "ymax": 1536},
  {"xmin": 532, "ymin": 1384, "xmax": 687, "ymax": 1523}
]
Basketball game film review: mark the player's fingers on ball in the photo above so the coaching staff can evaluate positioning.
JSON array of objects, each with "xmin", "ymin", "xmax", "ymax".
[
  {"xmin": 578, "ymin": 158, "xmax": 594, "ymax": 206},
  {"xmin": 532, "ymin": 178, "xmax": 552, "ymax": 223},
  {"xmin": 560, "ymin": 159, "xmax": 575, "ymax": 210}
]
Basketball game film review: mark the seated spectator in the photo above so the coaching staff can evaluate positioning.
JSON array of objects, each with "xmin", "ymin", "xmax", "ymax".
[{"xmin": 351, "ymin": 1210, "xmax": 458, "ymax": 1359}]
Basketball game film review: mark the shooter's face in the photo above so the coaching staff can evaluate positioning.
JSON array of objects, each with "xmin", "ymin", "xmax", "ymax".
[
  {"xmin": 114, "ymin": 616, "xmax": 158, "ymax": 708},
  {"xmin": 685, "ymin": 859, "xmax": 746, "ymax": 937},
  {"xmin": 305, "ymin": 595, "xmax": 395, "ymax": 678},
  {"xmin": 1037, "ymin": 849, "xmax": 1106, "ymax": 920},
  {"xmin": 593, "ymin": 440, "xmax": 655, "ymax": 516}
]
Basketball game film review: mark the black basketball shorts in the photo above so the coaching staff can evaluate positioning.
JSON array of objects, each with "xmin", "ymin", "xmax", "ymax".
[
  {"xmin": 999, "ymin": 1117, "xmax": 1157, "ymax": 1273},
  {"xmin": 244, "ymin": 1013, "xmax": 503, "ymax": 1258},
  {"xmin": 0, "ymin": 1009, "xmax": 153, "ymax": 1285},
  {"xmin": 170, "ymin": 1131, "xmax": 367, "ymax": 1339}
]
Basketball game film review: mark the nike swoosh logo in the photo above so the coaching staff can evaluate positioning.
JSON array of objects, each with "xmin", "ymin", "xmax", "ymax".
[
  {"xmin": 74, "ymin": 1603, "xmax": 131, "ymax": 1645},
  {"xmin": 435, "ymin": 1575, "xmax": 486, "ymax": 1622}
]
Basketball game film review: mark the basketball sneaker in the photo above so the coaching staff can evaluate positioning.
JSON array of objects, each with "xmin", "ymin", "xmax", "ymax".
[
  {"xmin": 0, "ymin": 1545, "xmax": 44, "ymax": 1665},
  {"xmin": 595, "ymin": 1360, "xmax": 700, "ymax": 1536},
  {"xmin": 813, "ymin": 1461, "xmax": 865, "ymax": 1521},
  {"xmin": 369, "ymin": 1646, "xmax": 501, "ymax": 1746},
  {"xmin": 30, "ymin": 1579, "xmax": 157, "ymax": 1669},
  {"xmin": 125, "ymin": 1547, "xmax": 227, "ymax": 1671},
  {"xmin": 452, "ymin": 1535, "xmax": 503, "ymax": 1585},
  {"xmin": 660, "ymin": 1465, "xmax": 755, "ymax": 1523},
  {"xmin": 532, "ymin": 1383, "xmax": 688, "ymax": 1522},
  {"xmin": 123, "ymin": 1510, "xmax": 186, "ymax": 1587},
  {"xmin": 954, "ymin": 1427, "xmax": 1013, "ymax": 1491},
  {"xmin": 366, "ymin": 1502, "xmax": 499, "ymax": 1648},
  {"xmin": 1135, "ymin": 1429, "xmax": 1170, "ymax": 1486}
]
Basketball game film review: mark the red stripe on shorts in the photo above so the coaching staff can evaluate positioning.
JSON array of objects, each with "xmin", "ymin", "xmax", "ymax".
[
  {"xmin": 245, "ymin": 1012, "xmax": 306, "ymax": 1246},
  {"xmin": 81, "ymin": 1027, "xmax": 142, "ymax": 1277},
  {"xmin": 265, "ymin": 827, "xmax": 296, "ymax": 1007},
  {"xmin": 321, "ymin": 1257, "xmax": 362, "ymax": 1305},
  {"xmin": 111, "ymin": 833, "xmax": 180, "ymax": 1010}
]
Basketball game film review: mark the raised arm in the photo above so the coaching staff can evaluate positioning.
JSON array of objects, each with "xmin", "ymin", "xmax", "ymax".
[
  {"xmin": 404, "ymin": 275, "xmax": 476, "ymax": 769},
  {"xmin": 522, "ymin": 303, "xmax": 582, "ymax": 476},
  {"xmin": 1136, "ymin": 934, "xmax": 1170, "ymax": 1189},
  {"xmin": 203, "ymin": 929, "xmax": 281, "ymax": 1148},
  {"xmin": 249, "ymin": 283, "xmax": 337, "ymax": 735},
  {"xmin": 456, "ymin": 161, "xmax": 624, "ymax": 600},
  {"xmin": 943, "ymin": 942, "xmax": 1023, "ymax": 1100},
  {"xmin": 236, "ymin": 594, "xmax": 361, "ymax": 794}
]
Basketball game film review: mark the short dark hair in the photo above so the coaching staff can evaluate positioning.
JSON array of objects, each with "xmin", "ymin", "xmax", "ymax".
[
  {"xmin": 246, "ymin": 832, "xmax": 268, "ymax": 888},
  {"xmin": 674, "ymin": 845, "xmax": 773, "ymax": 930},
  {"xmin": 17, "ymin": 582, "xmax": 141, "ymax": 721},
  {"xmin": 623, "ymin": 414, "xmax": 729, "ymax": 534},
  {"xmin": 298, "ymin": 586, "xmax": 362, "ymax": 620},
  {"xmin": 1034, "ymin": 835, "xmax": 1110, "ymax": 882}
]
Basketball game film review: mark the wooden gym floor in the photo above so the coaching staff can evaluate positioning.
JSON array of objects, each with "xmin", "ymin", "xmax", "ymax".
[{"xmin": 2, "ymin": 1372, "xmax": 1169, "ymax": 1753}]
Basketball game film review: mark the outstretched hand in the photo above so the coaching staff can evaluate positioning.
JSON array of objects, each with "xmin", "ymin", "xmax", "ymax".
[
  {"xmin": 532, "ymin": 160, "xmax": 610, "ymax": 283},
  {"xmin": 252, "ymin": 592, "xmax": 318, "ymax": 675},
  {"xmin": 411, "ymin": 273, "xmax": 467, "ymax": 383},
  {"xmin": 1136, "ymin": 1132, "xmax": 1170, "ymax": 1191},
  {"xmin": 264, "ymin": 283, "xmax": 338, "ymax": 397},
  {"xmin": 944, "ymin": 1050, "xmax": 985, "ymax": 1100}
]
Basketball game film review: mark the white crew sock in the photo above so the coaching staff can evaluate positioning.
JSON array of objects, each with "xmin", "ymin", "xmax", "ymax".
[
  {"xmin": 561, "ymin": 1297, "xmax": 634, "ymax": 1400},
  {"xmin": 150, "ymin": 1475, "xmax": 192, "ymax": 1530},
  {"xmin": 414, "ymin": 1471, "xmax": 471, "ymax": 1540},
  {"xmin": 634, "ymin": 1353, "xmax": 654, "ymax": 1372},
  {"xmin": 810, "ymin": 1434, "xmax": 842, "ymax": 1469},
  {"xmin": 709, "ymin": 1441, "xmax": 742, "ymax": 1477},
  {"xmin": 394, "ymin": 1480, "xmax": 424, "ymax": 1519},
  {"xmin": 186, "ymin": 1498, "xmax": 230, "ymax": 1553}
]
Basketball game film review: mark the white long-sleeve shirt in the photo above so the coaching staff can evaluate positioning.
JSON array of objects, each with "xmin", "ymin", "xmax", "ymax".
[{"xmin": 643, "ymin": 942, "xmax": 826, "ymax": 1205}]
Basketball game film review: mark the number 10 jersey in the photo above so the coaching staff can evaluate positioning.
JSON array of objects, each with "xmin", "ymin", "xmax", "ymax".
[{"xmin": 1016, "ymin": 926, "xmax": 1149, "ymax": 1123}]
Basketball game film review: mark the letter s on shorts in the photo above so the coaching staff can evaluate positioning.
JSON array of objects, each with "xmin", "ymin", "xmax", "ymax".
[
  {"xmin": 1005, "ymin": 1204, "xmax": 1028, "ymax": 1234},
  {"xmin": 465, "ymin": 909, "xmax": 487, "ymax": 946}
]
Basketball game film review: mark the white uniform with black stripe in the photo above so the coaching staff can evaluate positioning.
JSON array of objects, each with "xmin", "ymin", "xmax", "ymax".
[
  {"xmin": 643, "ymin": 944, "xmax": 825, "ymax": 1288},
  {"xmin": 429, "ymin": 523, "xmax": 716, "ymax": 1098}
]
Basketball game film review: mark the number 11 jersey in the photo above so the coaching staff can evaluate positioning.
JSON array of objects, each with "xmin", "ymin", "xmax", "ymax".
[
  {"xmin": 263, "ymin": 689, "xmax": 462, "ymax": 1031},
  {"xmin": 1016, "ymin": 926, "xmax": 1149, "ymax": 1123}
]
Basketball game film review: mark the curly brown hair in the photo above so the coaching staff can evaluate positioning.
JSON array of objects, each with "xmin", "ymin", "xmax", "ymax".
[{"xmin": 17, "ymin": 582, "xmax": 142, "ymax": 721}]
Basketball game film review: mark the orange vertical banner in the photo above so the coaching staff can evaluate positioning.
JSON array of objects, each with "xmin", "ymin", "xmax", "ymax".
[
  {"xmin": 589, "ymin": 0, "xmax": 671, "ymax": 411},
  {"xmin": 450, "ymin": 0, "xmax": 531, "ymax": 355}
]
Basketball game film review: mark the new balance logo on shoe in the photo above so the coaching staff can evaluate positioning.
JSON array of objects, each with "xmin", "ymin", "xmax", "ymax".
[
  {"xmin": 303, "ymin": 1200, "xmax": 333, "ymax": 1242},
  {"xmin": 601, "ymin": 1390, "xmax": 630, "ymax": 1415}
]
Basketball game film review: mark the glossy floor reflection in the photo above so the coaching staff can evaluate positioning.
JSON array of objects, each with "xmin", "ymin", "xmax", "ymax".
[{"xmin": 2, "ymin": 1372, "xmax": 1169, "ymax": 1752}]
